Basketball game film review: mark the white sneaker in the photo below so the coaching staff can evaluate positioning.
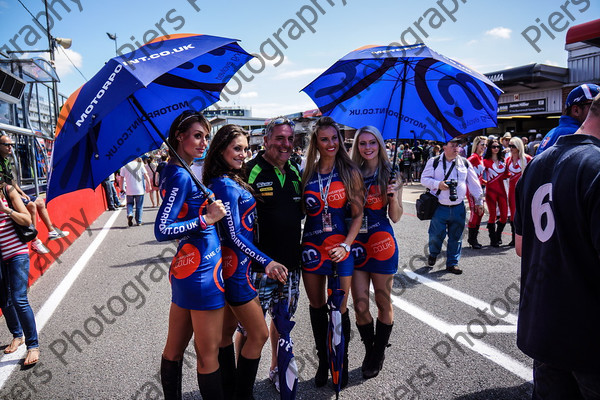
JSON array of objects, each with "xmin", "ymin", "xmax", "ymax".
[
  {"xmin": 48, "ymin": 228, "xmax": 70, "ymax": 240},
  {"xmin": 31, "ymin": 239, "xmax": 49, "ymax": 254},
  {"xmin": 269, "ymin": 367, "xmax": 280, "ymax": 393}
]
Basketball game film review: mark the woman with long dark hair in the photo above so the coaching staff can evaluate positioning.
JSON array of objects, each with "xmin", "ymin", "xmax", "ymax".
[
  {"xmin": 0, "ymin": 180, "xmax": 39, "ymax": 366},
  {"xmin": 203, "ymin": 124, "xmax": 287, "ymax": 400},
  {"xmin": 301, "ymin": 116, "xmax": 364, "ymax": 388},
  {"xmin": 482, "ymin": 137, "xmax": 508, "ymax": 247},
  {"xmin": 350, "ymin": 126, "xmax": 403, "ymax": 379},
  {"xmin": 154, "ymin": 110, "xmax": 227, "ymax": 400}
]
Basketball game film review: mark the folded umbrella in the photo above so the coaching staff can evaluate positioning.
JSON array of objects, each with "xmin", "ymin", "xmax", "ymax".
[
  {"xmin": 272, "ymin": 287, "xmax": 298, "ymax": 400},
  {"xmin": 327, "ymin": 262, "xmax": 345, "ymax": 399}
]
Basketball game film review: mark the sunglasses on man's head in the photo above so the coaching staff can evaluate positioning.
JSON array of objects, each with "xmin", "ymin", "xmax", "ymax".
[{"xmin": 268, "ymin": 117, "xmax": 295, "ymax": 129}]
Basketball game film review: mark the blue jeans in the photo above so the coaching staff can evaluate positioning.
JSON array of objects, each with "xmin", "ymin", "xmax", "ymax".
[
  {"xmin": 102, "ymin": 179, "xmax": 120, "ymax": 209},
  {"xmin": 127, "ymin": 194, "xmax": 144, "ymax": 224},
  {"xmin": 428, "ymin": 203, "xmax": 466, "ymax": 267},
  {"xmin": 1, "ymin": 254, "xmax": 39, "ymax": 349}
]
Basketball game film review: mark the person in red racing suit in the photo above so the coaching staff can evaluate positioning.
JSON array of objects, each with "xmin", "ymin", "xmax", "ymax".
[
  {"xmin": 482, "ymin": 138, "xmax": 508, "ymax": 247},
  {"xmin": 466, "ymin": 136, "xmax": 487, "ymax": 249}
]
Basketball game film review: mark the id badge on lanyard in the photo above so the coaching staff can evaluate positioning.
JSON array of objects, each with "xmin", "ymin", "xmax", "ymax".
[{"xmin": 318, "ymin": 168, "xmax": 335, "ymax": 232}]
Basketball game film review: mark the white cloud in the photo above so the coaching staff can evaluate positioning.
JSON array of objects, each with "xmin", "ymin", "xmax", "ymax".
[
  {"xmin": 544, "ymin": 59, "xmax": 560, "ymax": 66},
  {"xmin": 240, "ymin": 91, "xmax": 258, "ymax": 98},
  {"xmin": 273, "ymin": 68, "xmax": 324, "ymax": 80},
  {"xmin": 52, "ymin": 48, "xmax": 83, "ymax": 78},
  {"xmin": 466, "ymin": 40, "xmax": 478, "ymax": 46},
  {"xmin": 250, "ymin": 101, "xmax": 315, "ymax": 118},
  {"xmin": 485, "ymin": 27, "xmax": 512, "ymax": 39}
]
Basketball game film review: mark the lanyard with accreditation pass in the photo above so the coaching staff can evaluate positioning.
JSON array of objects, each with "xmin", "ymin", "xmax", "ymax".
[{"xmin": 318, "ymin": 167, "xmax": 335, "ymax": 232}]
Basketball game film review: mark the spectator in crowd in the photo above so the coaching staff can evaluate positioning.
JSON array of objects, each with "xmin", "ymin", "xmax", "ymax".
[
  {"xmin": 0, "ymin": 178, "xmax": 39, "ymax": 366},
  {"xmin": 537, "ymin": 83, "xmax": 600, "ymax": 155},
  {"xmin": 144, "ymin": 156, "xmax": 161, "ymax": 208},
  {"xmin": 411, "ymin": 140, "xmax": 424, "ymax": 182},
  {"xmin": 121, "ymin": 158, "xmax": 151, "ymax": 226},
  {"xmin": 501, "ymin": 132, "xmax": 512, "ymax": 157},
  {"xmin": 521, "ymin": 136, "xmax": 529, "ymax": 148},
  {"xmin": 527, "ymin": 133, "xmax": 543, "ymax": 156},
  {"xmin": 0, "ymin": 134, "xmax": 69, "ymax": 254},
  {"xmin": 400, "ymin": 143, "xmax": 413, "ymax": 184},
  {"xmin": 482, "ymin": 138, "xmax": 508, "ymax": 247},
  {"xmin": 514, "ymin": 93, "xmax": 600, "ymax": 399},
  {"xmin": 421, "ymin": 138, "xmax": 483, "ymax": 274},
  {"xmin": 101, "ymin": 173, "xmax": 122, "ymax": 211},
  {"xmin": 243, "ymin": 116, "xmax": 303, "ymax": 392}
]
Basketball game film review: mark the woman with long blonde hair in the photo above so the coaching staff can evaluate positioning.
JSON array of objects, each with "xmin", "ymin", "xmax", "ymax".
[
  {"xmin": 506, "ymin": 137, "xmax": 531, "ymax": 246},
  {"xmin": 350, "ymin": 126, "xmax": 403, "ymax": 379},
  {"xmin": 301, "ymin": 116, "xmax": 363, "ymax": 389}
]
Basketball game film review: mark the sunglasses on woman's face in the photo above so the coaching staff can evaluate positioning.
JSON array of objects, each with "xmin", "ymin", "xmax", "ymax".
[
  {"xmin": 491, "ymin": 145, "xmax": 501, "ymax": 149},
  {"xmin": 508, "ymin": 145, "xmax": 517, "ymax": 149}
]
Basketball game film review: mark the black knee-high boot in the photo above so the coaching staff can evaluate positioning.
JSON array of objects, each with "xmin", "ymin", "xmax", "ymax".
[
  {"xmin": 508, "ymin": 221, "xmax": 515, "ymax": 246},
  {"xmin": 356, "ymin": 320, "xmax": 375, "ymax": 379},
  {"xmin": 197, "ymin": 369, "xmax": 224, "ymax": 400},
  {"xmin": 234, "ymin": 354, "xmax": 260, "ymax": 400},
  {"xmin": 161, "ymin": 356, "xmax": 182, "ymax": 400},
  {"xmin": 487, "ymin": 223, "xmax": 498, "ymax": 247},
  {"xmin": 341, "ymin": 310, "xmax": 351, "ymax": 389},
  {"xmin": 309, "ymin": 305, "xmax": 329, "ymax": 387},
  {"xmin": 364, "ymin": 320, "xmax": 393, "ymax": 379},
  {"xmin": 218, "ymin": 344, "xmax": 236, "ymax": 400},
  {"xmin": 496, "ymin": 222, "xmax": 506, "ymax": 246},
  {"xmin": 467, "ymin": 227, "xmax": 483, "ymax": 249}
]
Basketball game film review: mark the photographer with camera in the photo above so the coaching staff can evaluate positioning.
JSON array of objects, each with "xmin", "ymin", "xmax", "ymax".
[{"xmin": 421, "ymin": 138, "xmax": 484, "ymax": 274}]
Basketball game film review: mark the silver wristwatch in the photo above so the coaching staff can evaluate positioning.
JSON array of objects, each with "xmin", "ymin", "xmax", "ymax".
[{"xmin": 339, "ymin": 242, "xmax": 350, "ymax": 252}]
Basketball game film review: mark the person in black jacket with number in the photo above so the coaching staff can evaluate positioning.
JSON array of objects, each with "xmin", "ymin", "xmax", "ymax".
[{"xmin": 515, "ymin": 93, "xmax": 600, "ymax": 399}]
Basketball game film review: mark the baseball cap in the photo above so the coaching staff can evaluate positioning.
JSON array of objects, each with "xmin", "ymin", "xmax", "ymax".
[{"xmin": 565, "ymin": 84, "xmax": 600, "ymax": 108}]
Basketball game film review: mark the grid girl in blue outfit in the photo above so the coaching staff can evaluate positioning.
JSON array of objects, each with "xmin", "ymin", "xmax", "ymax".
[{"xmin": 203, "ymin": 124, "xmax": 287, "ymax": 400}]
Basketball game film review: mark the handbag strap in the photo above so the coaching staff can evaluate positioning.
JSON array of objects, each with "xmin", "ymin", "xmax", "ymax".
[{"xmin": 2, "ymin": 185, "xmax": 13, "ymax": 209}]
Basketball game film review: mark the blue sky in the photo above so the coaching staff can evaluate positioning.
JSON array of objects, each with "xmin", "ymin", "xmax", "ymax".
[{"xmin": 1, "ymin": 0, "xmax": 598, "ymax": 117}]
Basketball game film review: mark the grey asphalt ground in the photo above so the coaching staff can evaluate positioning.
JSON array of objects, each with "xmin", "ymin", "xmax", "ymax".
[{"xmin": 0, "ymin": 186, "xmax": 533, "ymax": 400}]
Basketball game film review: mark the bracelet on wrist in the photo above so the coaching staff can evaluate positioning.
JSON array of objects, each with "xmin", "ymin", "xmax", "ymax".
[{"xmin": 199, "ymin": 215, "xmax": 208, "ymax": 230}]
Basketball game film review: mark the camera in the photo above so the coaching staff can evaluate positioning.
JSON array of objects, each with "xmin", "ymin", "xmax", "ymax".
[{"xmin": 446, "ymin": 179, "xmax": 458, "ymax": 201}]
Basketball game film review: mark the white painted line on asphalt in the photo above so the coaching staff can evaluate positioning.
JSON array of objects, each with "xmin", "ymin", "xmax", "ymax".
[
  {"xmin": 400, "ymin": 268, "xmax": 519, "ymax": 326},
  {"xmin": 0, "ymin": 210, "xmax": 121, "ymax": 390},
  {"xmin": 385, "ymin": 289, "xmax": 532, "ymax": 382},
  {"xmin": 449, "ymin": 324, "xmax": 518, "ymax": 333}
]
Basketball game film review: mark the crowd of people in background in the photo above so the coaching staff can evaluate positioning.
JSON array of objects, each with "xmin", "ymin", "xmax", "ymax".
[{"xmin": 4, "ymin": 82, "xmax": 595, "ymax": 397}]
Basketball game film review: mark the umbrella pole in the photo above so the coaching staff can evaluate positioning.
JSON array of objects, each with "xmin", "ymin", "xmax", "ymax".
[
  {"xmin": 389, "ymin": 61, "xmax": 409, "ymax": 191},
  {"xmin": 129, "ymin": 95, "xmax": 214, "ymax": 203}
]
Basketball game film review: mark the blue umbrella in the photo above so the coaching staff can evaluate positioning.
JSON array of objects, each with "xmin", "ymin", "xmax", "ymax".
[
  {"xmin": 301, "ymin": 42, "xmax": 502, "ymax": 170},
  {"xmin": 48, "ymin": 33, "xmax": 253, "ymax": 203},
  {"xmin": 272, "ymin": 289, "xmax": 298, "ymax": 400},
  {"xmin": 327, "ymin": 263, "xmax": 345, "ymax": 399}
]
